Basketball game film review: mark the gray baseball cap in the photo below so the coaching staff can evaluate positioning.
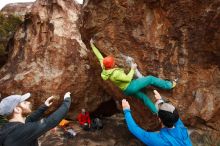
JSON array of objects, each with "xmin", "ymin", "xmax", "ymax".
[
  {"xmin": 0, "ymin": 93, "xmax": 31, "ymax": 116},
  {"xmin": 155, "ymin": 99, "xmax": 176, "ymax": 113},
  {"xmin": 159, "ymin": 103, "xmax": 175, "ymax": 113}
]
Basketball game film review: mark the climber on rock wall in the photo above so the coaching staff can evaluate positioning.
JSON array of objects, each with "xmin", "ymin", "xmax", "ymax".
[
  {"xmin": 122, "ymin": 90, "xmax": 192, "ymax": 146},
  {"xmin": 90, "ymin": 39, "xmax": 177, "ymax": 114}
]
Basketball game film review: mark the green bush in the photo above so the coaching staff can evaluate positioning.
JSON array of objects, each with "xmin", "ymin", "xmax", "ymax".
[{"xmin": 0, "ymin": 13, "xmax": 22, "ymax": 55}]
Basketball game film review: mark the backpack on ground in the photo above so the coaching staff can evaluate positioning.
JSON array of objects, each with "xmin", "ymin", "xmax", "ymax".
[{"xmin": 92, "ymin": 118, "xmax": 103, "ymax": 130}]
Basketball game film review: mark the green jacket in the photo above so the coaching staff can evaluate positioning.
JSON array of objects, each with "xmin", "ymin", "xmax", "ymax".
[{"xmin": 91, "ymin": 43, "xmax": 134, "ymax": 90}]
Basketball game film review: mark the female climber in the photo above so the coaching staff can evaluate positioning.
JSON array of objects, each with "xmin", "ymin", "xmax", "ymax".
[{"xmin": 90, "ymin": 39, "xmax": 177, "ymax": 114}]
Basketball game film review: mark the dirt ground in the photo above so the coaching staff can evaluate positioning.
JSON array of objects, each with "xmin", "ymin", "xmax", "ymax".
[{"xmin": 39, "ymin": 114, "xmax": 145, "ymax": 146}]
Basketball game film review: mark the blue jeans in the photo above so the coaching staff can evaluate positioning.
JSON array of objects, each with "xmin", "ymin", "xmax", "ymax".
[{"xmin": 124, "ymin": 75, "xmax": 173, "ymax": 114}]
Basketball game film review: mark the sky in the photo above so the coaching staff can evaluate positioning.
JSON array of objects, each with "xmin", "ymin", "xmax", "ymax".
[{"xmin": 0, "ymin": 0, "xmax": 83, "ymax": 10}]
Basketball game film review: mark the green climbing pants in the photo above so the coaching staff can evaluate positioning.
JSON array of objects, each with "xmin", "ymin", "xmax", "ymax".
[{"xmin": 123, "ymin": 75, "xmax": 173, "ymax": 114}]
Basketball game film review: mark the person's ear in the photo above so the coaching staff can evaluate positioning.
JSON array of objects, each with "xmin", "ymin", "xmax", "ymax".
[{"xmin": 14, "ymin": 106, "xmax": 22, "ymax": 114}]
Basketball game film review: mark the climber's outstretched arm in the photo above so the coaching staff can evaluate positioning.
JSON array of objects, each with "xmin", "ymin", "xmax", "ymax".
[{"xmin": 90, "ymin": 40, "xmax": 104, "ymax": 69}]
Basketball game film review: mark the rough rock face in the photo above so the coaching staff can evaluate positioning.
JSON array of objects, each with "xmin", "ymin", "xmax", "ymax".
[
  {"xmin": 0, "ymin": 0, "xmax": 112, "ymax": 117},
  {"xmin": 1, "ymin": 3, "xmax": 33, "ymax": 20},
  {"xmin": 0, "ymin": 0, "xmax": 220, "ymax": 145},
  {"xmin": 80, "ymin": 0, "xmax": 220, "ymax": 145}
]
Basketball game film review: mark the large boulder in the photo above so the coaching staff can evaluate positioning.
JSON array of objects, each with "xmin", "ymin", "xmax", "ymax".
[
  {"xmin": 0, "ymin": 0, "xmax": 219, "ymax": 145},
  {"xmin": 0, "ymin": 0, "xmax": 112, "ymax": 118},
  {"xmin": 80, "ymin": 0, "xmax": 220, "ymax": 145}
]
